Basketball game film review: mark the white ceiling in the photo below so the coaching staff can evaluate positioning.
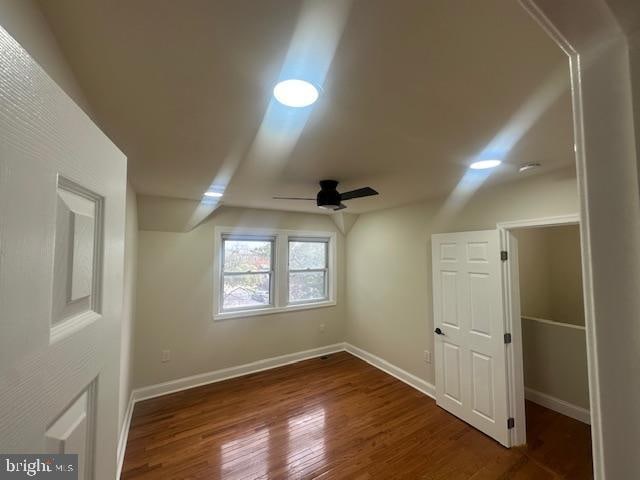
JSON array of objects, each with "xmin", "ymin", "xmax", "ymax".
[{"xmin": 39, "ymin": 0, "xmax": 574, "ymax": 214}]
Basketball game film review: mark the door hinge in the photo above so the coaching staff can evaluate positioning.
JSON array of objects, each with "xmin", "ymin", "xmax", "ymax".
[
  {"xmin": 500, "ymin": 250, "xmax": 508, "ymax": 261},
  {"xmin": 504, "ymin": 333, "xmax": 512, "ymax": 344},
  {"xmin": 507, "ymin": 417, "xmax": 515, "ymax": 429}
]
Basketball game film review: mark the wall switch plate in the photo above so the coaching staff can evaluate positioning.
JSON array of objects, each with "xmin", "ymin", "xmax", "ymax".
[
  {"xmin": 161, "ymin": 349, "xmax": 171, "ymax": 363},
  {"xmin": 424, "ymin": 350, "xmax": 431, "ymax": 364}
]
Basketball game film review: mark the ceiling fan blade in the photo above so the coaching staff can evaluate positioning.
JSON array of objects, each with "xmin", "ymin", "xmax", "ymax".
[
  {"xmin": 340, "ymin": 187, "xmax": 378, "ymax": 201},
  {"xmin": 272, "ymin": 196, "xmax": 316, "ymax": 200},
  {"xmin": 335, "ymin": 203, "xmax": 347, "ymax": 211}
]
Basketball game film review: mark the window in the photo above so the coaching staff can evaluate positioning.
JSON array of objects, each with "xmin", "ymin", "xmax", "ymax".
[
  {"xmin": 288, "ymin": 238, "xmax": 328, "ymax": 304},
  {"xmin": 221, "ymin": 236, "xmax": 274, "ymax": 311},
  {"xmin": 214, "ymin": 228, "xmax": 336, "ymax": 320}
]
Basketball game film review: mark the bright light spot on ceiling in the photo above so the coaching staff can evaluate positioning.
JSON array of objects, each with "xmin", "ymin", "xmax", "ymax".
[
  {"xmin": 273, "ymin": 79, "xmax": 319, "ymax": 107},
  {"xmin": 204, "ymin": 191, "xmax": 223, "ymax": 198},
  {"xmin": 470, "ymin": 159, "xmax": 502, "ymax": 170}
]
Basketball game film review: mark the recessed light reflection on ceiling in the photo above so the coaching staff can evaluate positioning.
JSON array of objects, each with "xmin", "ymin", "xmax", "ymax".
[
  {"xmin": 519, "ymin": 162, "xmax": 541, "ymax": 173},
  {"xmin": 273, "ymin": 79, "xmax": 319, "ymax": 107},
  {"xmin": 204, "ymin": 191, "xmax": 223, "ymax": 198},
  {"xmin": 469, "ymin": 159, "xmax": 502, "ymax": 170}
]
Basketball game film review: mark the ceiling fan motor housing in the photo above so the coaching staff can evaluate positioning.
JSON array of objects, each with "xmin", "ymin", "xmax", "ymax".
[{"xmin": 317, "ymin": 180, "xmax": 341, "ymax": 209}]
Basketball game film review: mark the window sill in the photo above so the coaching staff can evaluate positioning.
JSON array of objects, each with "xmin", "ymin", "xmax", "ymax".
[{"xmin": 213, "ymin": 300, "xmax": 336, "ymax": 321}]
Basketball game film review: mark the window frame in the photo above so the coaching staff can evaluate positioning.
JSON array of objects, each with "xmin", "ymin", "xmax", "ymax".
[
  {"xmin": 213, "ymin": 227, "xmax": 336, "ymax": 321},
  {"xmin": 219, "ymin": 234, "xmax": 276, "ymax": 313},
  {"xmin": 287, "ymin": 237, "xmax": 330, "ymax": 305}
]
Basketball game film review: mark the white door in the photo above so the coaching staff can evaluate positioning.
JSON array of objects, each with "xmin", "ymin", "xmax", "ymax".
[
  {"xmin": 431, "ymin": 230, "xmax": 510, "ymax": 446},
  {"xmin": 0, "ymin": 27, "xmax": 126, "ymax": 479}
]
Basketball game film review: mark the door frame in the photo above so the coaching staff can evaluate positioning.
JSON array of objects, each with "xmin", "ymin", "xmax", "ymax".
[
  {"xmin": 498, "ymin": 214, "xmax": 582, "ymax": 447},
  {"xmin": 515, "ymin": 1, "xmax": 640, "ymax": 476}
]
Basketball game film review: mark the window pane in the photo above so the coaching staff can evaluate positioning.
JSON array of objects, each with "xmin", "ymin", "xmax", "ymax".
[
  {"xmin": 224, "ymin": 240, "xmax": 272, "ymax": 272},
  {"xmin": 289, "ymin": 271, "xmax": 326, "ymax": 303},
  {"xmin": 223, "ymin": 273, "xmax": 271, "ymax": 309},
  {"xmin": 289, "ymin": 241, "xmax": 326, "ymax": 270}
]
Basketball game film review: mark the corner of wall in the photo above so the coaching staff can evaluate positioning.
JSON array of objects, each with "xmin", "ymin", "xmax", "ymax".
[{"xmin": 118, "ymin": 183, "xmax": 138, "ymax": 434}]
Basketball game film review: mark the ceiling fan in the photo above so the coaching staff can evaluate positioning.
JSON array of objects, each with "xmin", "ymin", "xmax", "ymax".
[{"xmin": 273, "ymin": 180, "xmax": 378, "ymax": 211}]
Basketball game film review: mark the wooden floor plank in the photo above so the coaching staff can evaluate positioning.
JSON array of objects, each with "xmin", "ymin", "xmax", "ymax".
[{"xmin": 122, "ymin": 352, "xmax": 592, "ymax": 479}]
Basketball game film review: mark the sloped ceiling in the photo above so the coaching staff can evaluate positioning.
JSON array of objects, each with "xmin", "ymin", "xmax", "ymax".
[{"xmin": 39, "ymin": 0, "xmax": 574, "ymax": 214}]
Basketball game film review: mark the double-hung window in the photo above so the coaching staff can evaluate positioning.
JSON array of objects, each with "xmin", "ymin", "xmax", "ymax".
[
  {"xmin": 288, "ymin": 238, "xmax": 329, "ymax": 304},
  {"xmin": 214, "ymin": 228, "xmax": 335, "ymax": 319},
  {"xmin": 221, "ymin": 235, "xmax": 275, "ymax": 312}
]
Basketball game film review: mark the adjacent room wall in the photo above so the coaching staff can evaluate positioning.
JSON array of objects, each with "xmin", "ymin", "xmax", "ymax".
[
  {"xmin": 514, "ymin": 225, "xmax": 584, "ymax": 325},
  {"xmin": 345, "ymin": 167, "xmax": 579, "ymax": 386},
  {"xmin": 513, "ymin": 228, "xmax": 553, "ymax": 320},
  {"xmin": 522, "ymin": 319, "xmax": 589, "ymax": 409},
  {"xmin": 133, "ymin": 204, "xmax": 345, "ymax": 388},
  {"xmin": 513, "ymin": 224, "xmax": 589, "ymax": 410}
]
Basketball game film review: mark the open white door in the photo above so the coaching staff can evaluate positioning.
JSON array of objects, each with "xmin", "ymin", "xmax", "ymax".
[
  {"xmin": 0, "ymin": 27, "xmax": 126, "ymax": 479},
  {"xmin": 431, "ymin": 230, "xmax": 511, "ymax": 446}
]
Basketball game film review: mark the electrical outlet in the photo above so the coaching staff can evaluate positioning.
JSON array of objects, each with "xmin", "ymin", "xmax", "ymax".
[
  {"xmin": 319, "ymin": 323, "xmax": 325, "ymax": 333},
  {"xmin": 161, "ymin": 349, "xmax": 171, "ymax": 363},
  {"xmin": 424, "ymin": 350, "xmax": 431, "ymax": 364}
]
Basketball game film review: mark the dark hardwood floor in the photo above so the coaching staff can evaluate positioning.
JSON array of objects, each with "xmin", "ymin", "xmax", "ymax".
[{"xmin": 122, "ymin": 352, "xmax": 592, "ymax": 479}]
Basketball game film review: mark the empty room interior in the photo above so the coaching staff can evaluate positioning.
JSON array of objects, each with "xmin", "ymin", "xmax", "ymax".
[{"xmin": 1, "ymin": 1, "xmax": 640, "ymax": 479}]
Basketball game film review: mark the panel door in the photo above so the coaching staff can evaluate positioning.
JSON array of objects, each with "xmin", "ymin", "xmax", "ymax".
[
  {"xmin": 431, "ymin": 230, "xmax": 510, "ymax": 446},
  {"xmin": 0, "ymin": 26, "xmax": 126, "ymax": 479}
]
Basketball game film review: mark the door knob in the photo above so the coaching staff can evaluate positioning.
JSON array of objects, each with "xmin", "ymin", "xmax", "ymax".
[{"xmin": 434, "ymin": 327, "xmax": 444, "ymax": 336}]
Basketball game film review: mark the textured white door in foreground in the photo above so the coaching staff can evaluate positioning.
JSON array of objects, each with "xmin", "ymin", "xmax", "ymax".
[
  {"xmin": 432, "ymin": 230, "xmax": 510, "ymax": 446},
  {"xmin": 0, "ymin": 27, "xmax": 126, "ymax": 479}
]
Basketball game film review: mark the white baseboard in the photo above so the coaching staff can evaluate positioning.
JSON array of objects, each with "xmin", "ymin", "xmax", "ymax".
[
  {"xmin": 131, "ymin": 343, "xmax": 436, "ymax": 405},
  {"xmin": 344, "ymin": 343, "xmax": 435, "ymax": 399},
  {"xmin": 132, "ymin": 343, "xmax": 345, "ymax": 403},
  {"xmin": 525, "ymin": 387, "xmax": 590, "ymax": 424},
  {"xmin": 116, "ymin": 391, "xmax": 135, "ymax": 479}
]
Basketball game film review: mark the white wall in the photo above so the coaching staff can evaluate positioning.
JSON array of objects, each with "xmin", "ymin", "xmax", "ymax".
[
  {"xmin": 513, "ymin": 228, "xmax": 552, "ymax": 320},
  {"xmin": 346, "ymin": 167, "xmax": 579, "ymax": 386},
  {"xmin": 0, "ymin": 0, "xmax": 91, "ymax": 114},
  {"xmin": 546, "ymin": 226, "xmax": 585, "ymax": 325},
  {"xmin": 119, "ymin": 185, "xmax": 138, "ymax": 430},
  {"xmin": 133, "ymin": 204, "xmax": 345, "ymax": 388},
  {"xmin": 514, "ymin": 225, "xmax": 584, "ymax": 325},
  {"xmin": 522, "ymin": 318, "xmax": 589, "ymax": 409},
  {"xmin": 514, "ymin": 224, "xmax": 589, "ymax": 409}
]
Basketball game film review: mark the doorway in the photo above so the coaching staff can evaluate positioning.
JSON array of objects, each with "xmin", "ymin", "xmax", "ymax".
[{"xmin": 500, "ymin": 215, "xmax": 593, "ymax": 478}]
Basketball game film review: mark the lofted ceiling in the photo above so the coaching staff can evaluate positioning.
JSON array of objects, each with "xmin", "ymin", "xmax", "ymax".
[{"xmin": 39, "ymin": 0, "xmax": 574, "ymax": 214}]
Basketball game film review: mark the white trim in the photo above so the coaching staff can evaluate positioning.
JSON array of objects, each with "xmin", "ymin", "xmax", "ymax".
[
  {"xmin": 214, "ymin": 300, "xmax": 337, "ymax": 321},
  {"xmin": 521, "ymin": 315, "xmax": 586, "ymax": 331},
  {"xmin": 519, "ymin": 0, "xmax": 577, "ymax": 57},
  {"xmin": 129, "ymin": 343, "xmax": 437, "ymax": 404},
  {"xmin": 116, "ymin": 391, "xmax": 135, "ymax": 480},
  {"xmin": 501, "ymin": 229, "xmax": 526, "ymax": 446},
  {"xmin": 131, "ymin": 343, "xmax": 345, "ymax": 403},
  {"xmin": 213, "ymin": 226, "xmax": 337, "ymax": 321},
  {"xmin": 344, "ymin": 343, "xmax": 436, "ymax": 399},
  {"xmin": 525, "ymin": 387, "xmax": 591, "ymax": 425},
  {"xmin": 497, "ymin": 213, "xmax": 580, "ymax": 230},
  {"xmin": 50, "ymin": 310, "xmax": 100, "ymax": 344}
]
